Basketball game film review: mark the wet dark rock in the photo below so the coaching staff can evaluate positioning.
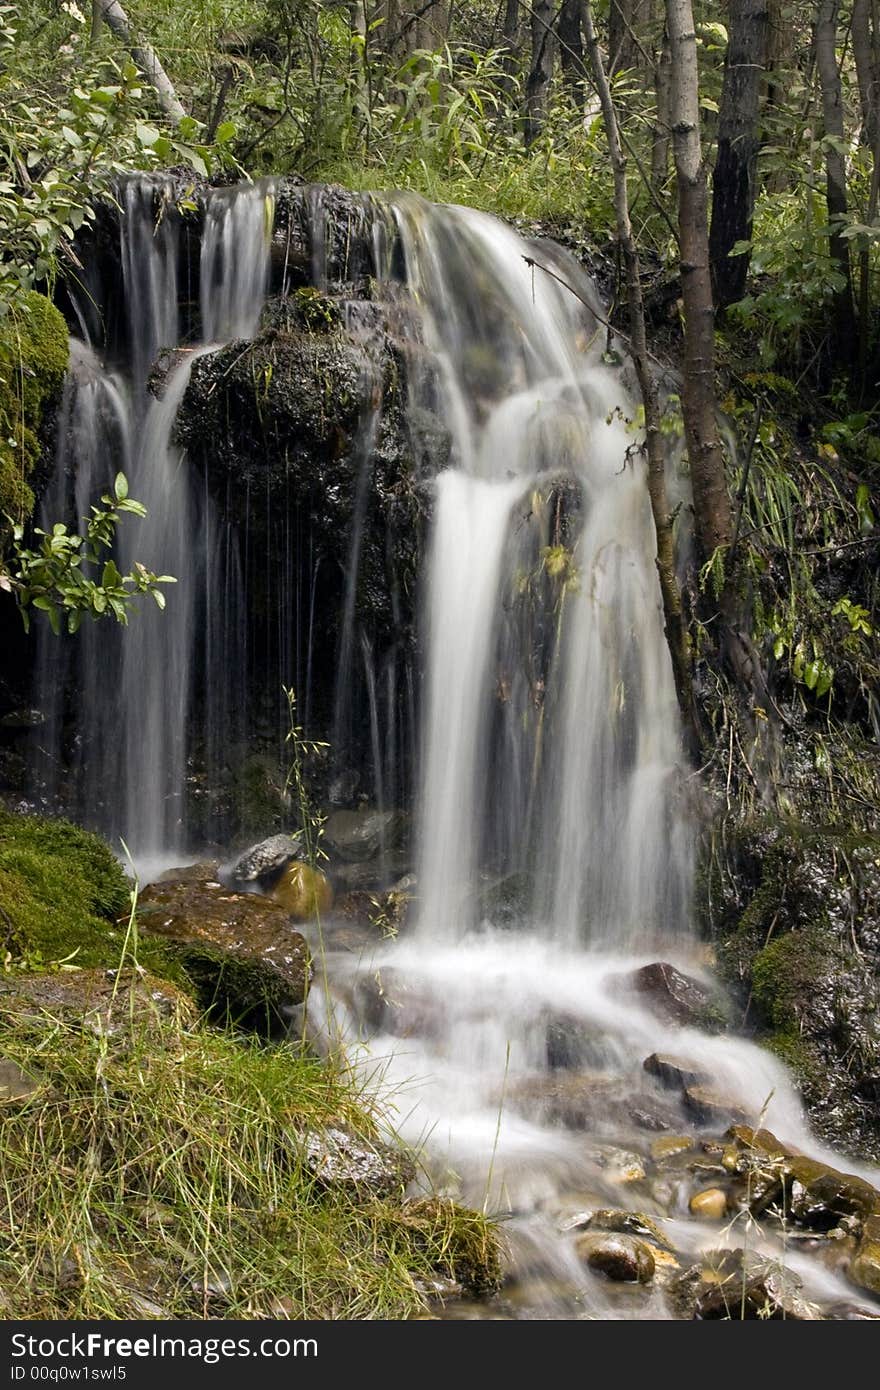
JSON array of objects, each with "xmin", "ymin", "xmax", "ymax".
[
  {"xmin": 544, "ymin": 1010, "xmax": 605, "ymax": 1071},
  {"xmin": 608, "ymin": 961, "xmax": 724, "ymax": 1030},
  {"xmin": 138, "ymin": 879, "xmax": 310, "ymax": 1031},
  {"xmin": 507, "ymin": 1072, "xmax": 622, "ymax": 1130},
  {"xmin": 562, "ymin": 1208, "xmax": 672, "ymax": 1250},
  {"xmin": 704, "ymin": 818, "xmax": 880, "ymax": 1159},
  {"xmin": 575, "ymin": 1232, "xmax": 656, "ymax": 1283},
  {"xmin": 683, "ymin": 1085, "xmax": 749, "ymax": 1126},
  {"xmin": 353, "ymin": 967, "xmax": 444, "ymax": 1039},
  {"xmin": 0, "ymin": 708, "xmax": 45, "ymax": 729},
  {"xmin": 296, "ymin": 1124, "xmax": 414, "ymax": 1198},
  {"xmin": 643, "ymin": 1052, "xmax": 709, "ymax": 1091},
  {"xmin": 850, "ymin": 1215, "xmax": 880, "ymax": 1295},
  {"xmin": 724, "ymin": 1125, "xmax": 880, "ymax": 1233},
  {"xmin": 324, "ymin": 808, "xmax": 407, "ymax": 861},
  {"xmin": 672, "ymin": 1248, "xmax": 821, "ymax": 1319},
  {"xmin": 228, "ymin": 833, "xmax": 303, "ymax": 886}
]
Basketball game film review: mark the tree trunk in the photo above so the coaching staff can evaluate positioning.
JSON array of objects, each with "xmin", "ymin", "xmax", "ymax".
[
  {"xmin": 93, "ymin": 0, "xmax": 185, "ymax": 124},
  {"xmin": 501, "ymin": 0, "xmax": 521, "ymax": 95},
  {"xmin": 852, "ymin": 0, "xmax": 880, "ymax": 150},
  {"xmin": 651, "ymin": 34, "xmax": 672, "ymax": 191},
  {"xmin": 709, "ymin": 0, "xmax": 768, "ymax": 309},
  {"xmin": 524, "ymin": 0, "xmax": 556, "ymax": 145},
  {"xmin": 582, "ymin": 1, "xmax": 696, "ymax": 737},
  {"xmin": 559, "ymin": 0, "xmax": 586, "ymax": 103},
  {"xmin": 609, "ymin": 0, "xmax": 654, "ymax": 73},
  {"xmin": 816, "ymin": 0, "xmax": 857, "ymax": 355},
  {"xmin": 667, "ymin": 0, "xmax": 732, "ymax": 562}
]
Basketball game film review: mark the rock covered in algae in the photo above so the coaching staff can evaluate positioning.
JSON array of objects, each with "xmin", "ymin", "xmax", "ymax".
[
  {"xmin": 271, "ymin": 861, "xmax": 333, "ymax": 920},
  {"xmin": 137, "ymin": 878, "xmax": 310, "ymax": 1029}
]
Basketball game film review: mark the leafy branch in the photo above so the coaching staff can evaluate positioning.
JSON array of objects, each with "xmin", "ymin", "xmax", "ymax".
[{"xmin": 0, "ymin": 471, "xmax": 175, "ymax": 633}]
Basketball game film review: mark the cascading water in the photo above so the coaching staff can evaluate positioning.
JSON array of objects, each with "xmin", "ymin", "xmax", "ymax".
[
  {"xmin": 30, "ymin": 177, "xmax": 274, "ymax": 865},
  {"xmin": 23, "ymin": 180, "xmax": 880, "ymax": 1318}
]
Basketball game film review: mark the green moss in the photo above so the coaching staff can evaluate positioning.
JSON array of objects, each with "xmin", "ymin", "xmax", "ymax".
[
  {"xmin": 0, "ymin": 291, "xmax": 68, "ymax": 527},
  {"xmin": 751, "ymin": 925, "xmax": 835, "ymax": 1034},
  {"xmin": 0, "ymin": 809, "xmax": 183, "ymax": 983}
]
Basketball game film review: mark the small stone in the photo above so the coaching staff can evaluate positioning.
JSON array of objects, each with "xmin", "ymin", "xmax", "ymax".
[
  {"xmin": 576, "ymin": 1232, "xmax": 655, "ymax": 1283},
  {"xmin": 297, "ymin": 1125, "xmax": 414, "ymax": 1198},
  {"xmin": 271, "ymin": 862, "xmax": 333, "ymax": 920},
  {"xmin": 651, "ymin": 1134, "xmax": 697, "ymax": 1163},
  {"xmin": 688, "ymin": 1188, "xmax": 728, "ymax": 1221}
]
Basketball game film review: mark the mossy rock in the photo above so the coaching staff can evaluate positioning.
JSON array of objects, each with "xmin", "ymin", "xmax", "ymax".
[
  {"xmin": 704, "ymin": 816, "xmax": 880, "ymax": 1159},
  {"xmin": 0, "ymin": 293, "xmax": 68, "ymax": 531},
  {"xmin": 0, "ymin": 809, "xmax": 182, "ymax": 984},
  {"xmin": 137, "ymin": 878, "xmax": 311, "ymax": 1033}
]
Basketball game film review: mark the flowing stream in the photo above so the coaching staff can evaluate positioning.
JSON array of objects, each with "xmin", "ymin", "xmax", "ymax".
[{"xmin": 25, "ymin": 181, "xmax": 880, "ymax": 1319}]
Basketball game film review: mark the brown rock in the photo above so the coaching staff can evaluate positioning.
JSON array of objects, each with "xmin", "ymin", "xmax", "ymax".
[
  {"xmin": 683, "ymin": 1086, "xmax": 749, "ymax": 1126},
  {"xmin": 155, "ymin": 861, "xmax": 221, "ymax": 884},
  {"xmin": 688, "ymin": 1188, "xmax": 728, "ymax": 1221},
  {"xmin": 608, "ymin": 961, "xmax": 721, "ymax": 1029},
  {"xmin": 138, "ymin": 879, "xmax": 310, "ymax": 1028},
  {"xmin": 576, "ymin": 1232, "xmax": 656, "ymax": 1283},
  {"xmin": 643, "ymin": 1053, "xmax": 708, "ymax": 1090},
  {"xmin": 651, "ymin": 1134, "xmax": 697, "ymax": 1162},
  {"xmin": 850, "ymin": 1214, "xmax": 880, "ymax": 1297},
  {"xmin": 271, "ymin": 862, "xmax": 333, "ymax": 920}
]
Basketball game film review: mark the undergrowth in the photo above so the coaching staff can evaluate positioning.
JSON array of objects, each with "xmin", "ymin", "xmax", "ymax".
[{"xmin": 0, "ymin": 979, "xmax": 499, "ymax": 1318}]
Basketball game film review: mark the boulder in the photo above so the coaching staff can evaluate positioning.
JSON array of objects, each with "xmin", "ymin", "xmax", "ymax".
[
  {"xmin": 575, "ymin": 1232, "xmax": 656, "ymax": 1283},
  {"xmin": 850, "ymin": 1215, "xmax": 880, "ymax": 1296},
  {"xmin": 137, "ymin": 879, "xmax": 310, "ymax": 1030},
  {"xmin": 324, "ymin": 808, "xmax": 406, "ymax": 861},
  {"xmin": 724, "ymin": 1125, "xmax": 880, "ymax": 1227},
  {"xmin": 562, "ymin": 1208, "xmax": 672, "ymax": 1250},
  {"xmin": 683, "ymin": 1085, "xmax": 749, "ymax": 1126},
  {"xmin": 156, "ymin": 861, "xmax": 221, "ymax": 885},
  {"xmin": 228, "ymin": 834, "xmax": 303, "ymax": 887},
  {"xmin": 671, "ymin": 1248, "xmax": 821, "ymax": 1320},
  {"xmin": 608, "ymin": 961, "xmax": 723, "ymax": 1030}
]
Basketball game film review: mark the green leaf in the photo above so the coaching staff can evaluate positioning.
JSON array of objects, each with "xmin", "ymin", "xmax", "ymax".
[
  {"xmin": 136, "ymin": 123, "xmax": 161, "ymax": 147},
  {"xmin": 214, "ymin": 121, "xmax": 236, "ymax": 145},
  {"xmin": 152, "ymin": 590, "xmax": 166, "ymax": 610},
  {"xmin": 61, "ymin": 126, "xmax": 82, "ymax": 148},
  {"xmin": 114, "ymin": 472, "xmax": 128, "ymax": 501}
]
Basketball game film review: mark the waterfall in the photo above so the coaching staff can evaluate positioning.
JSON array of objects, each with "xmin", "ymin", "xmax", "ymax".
[
  {"xmin": 387, "ymin": 196, "xmax": 691, "ymax": 947},
  {"xmin": 30, "ymin": 177, "xmax": 274, "ymax": 864}
]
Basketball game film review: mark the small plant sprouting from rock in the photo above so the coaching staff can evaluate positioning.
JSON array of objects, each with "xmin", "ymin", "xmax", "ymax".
[
  {"xmin": 281, "ymin": 685, "xmax": 328, "ymax": 871},
  {"xmin": 1, "ymin": 472, "xmax": 175, "ymax": 633}
]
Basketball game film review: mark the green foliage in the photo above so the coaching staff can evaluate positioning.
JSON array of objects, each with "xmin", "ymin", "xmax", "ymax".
[
  {"xmin": 0, "ymin": 291, "xmax": 68, "ymax": 526},
  {"xmin": 0, "ymin": 3, "xmax": 237, "ymax": 316},
  {"xmin": 2, "ymin": 471, "xmax": 176, "ymax": 634}
]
